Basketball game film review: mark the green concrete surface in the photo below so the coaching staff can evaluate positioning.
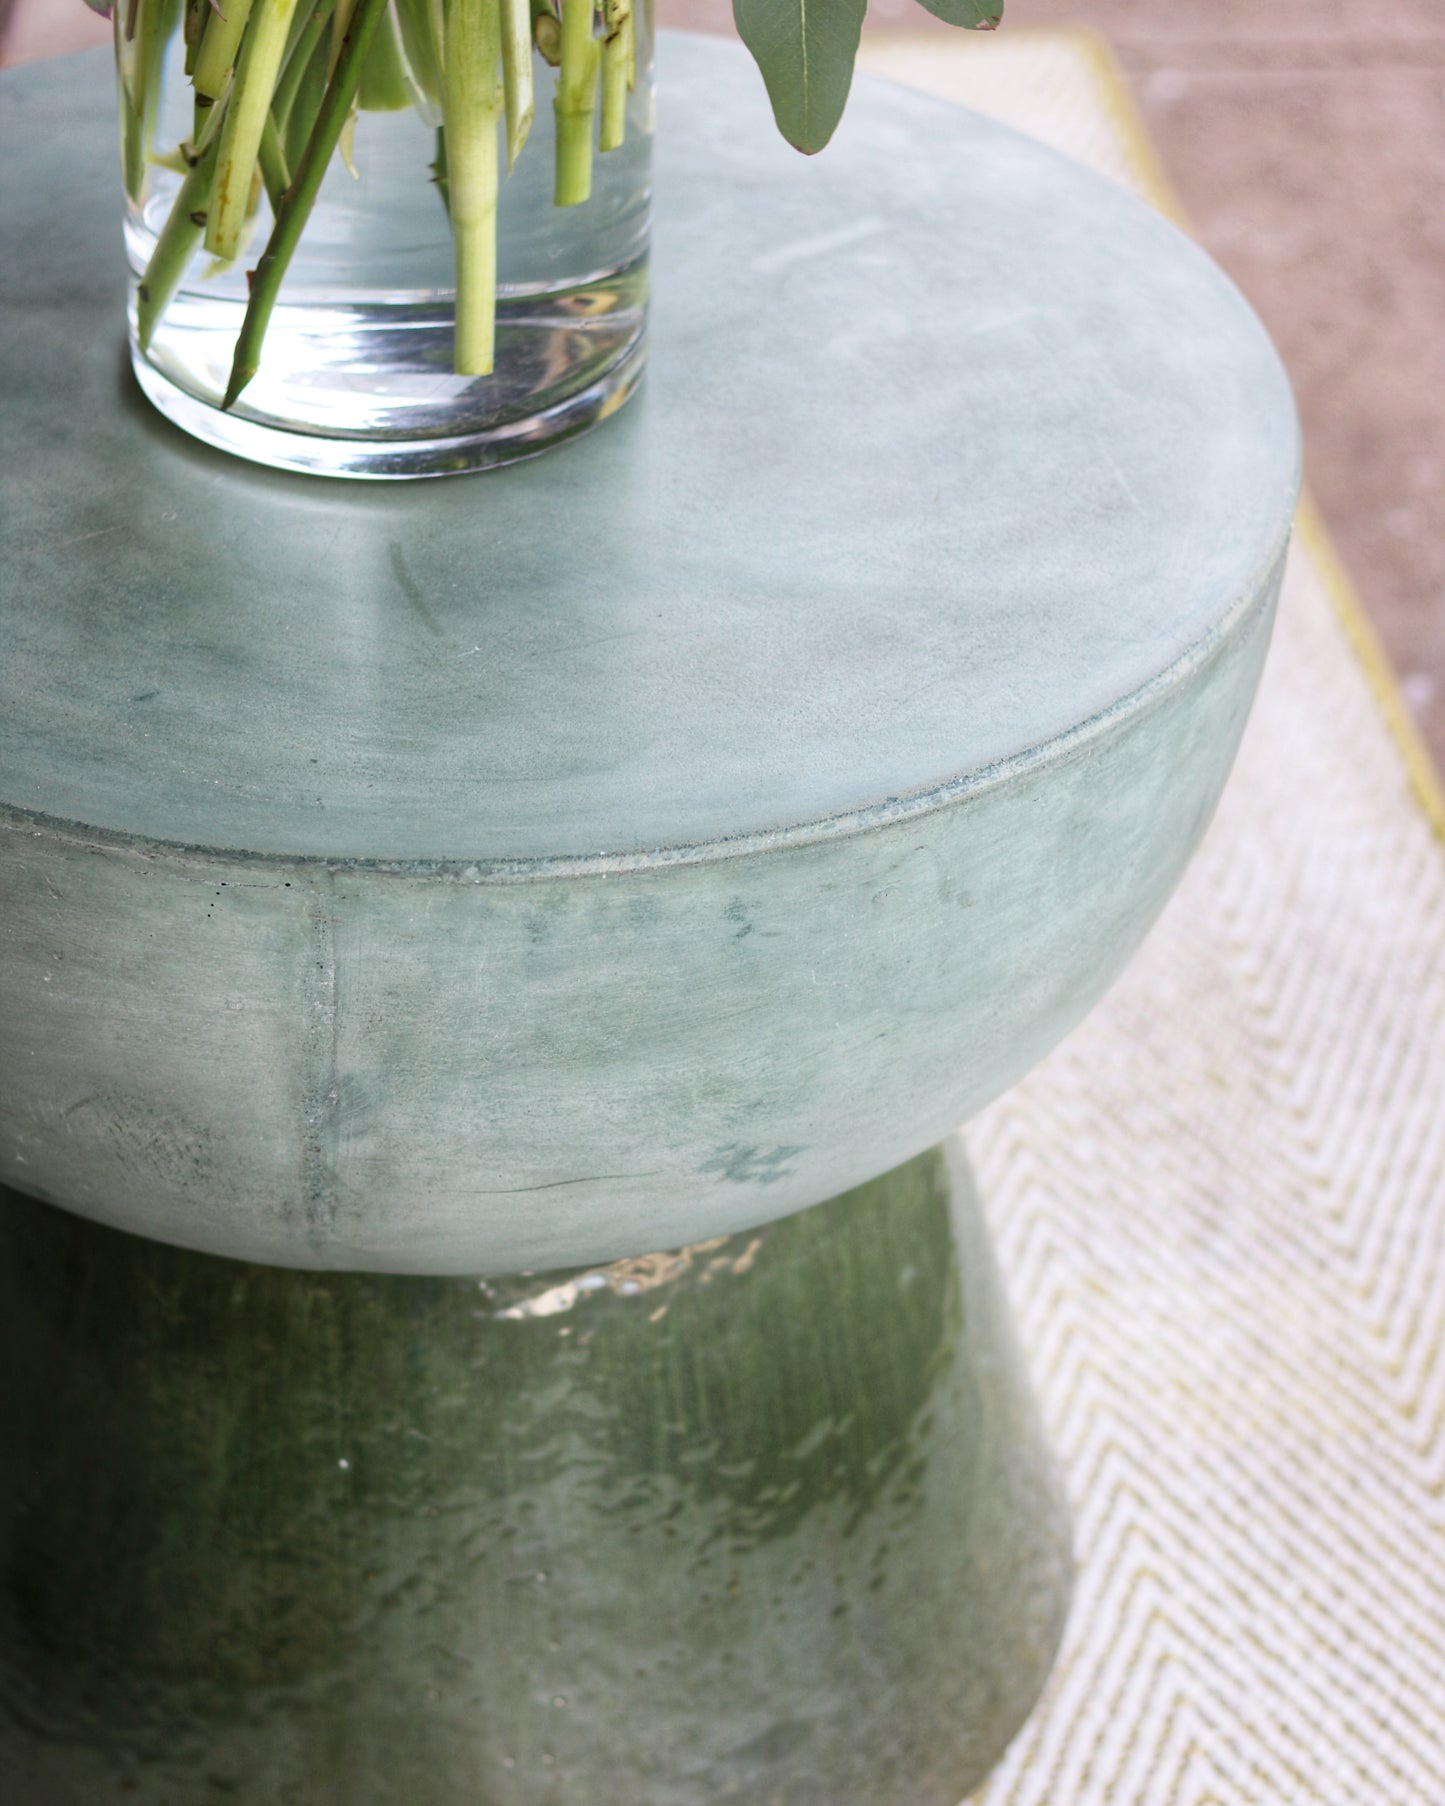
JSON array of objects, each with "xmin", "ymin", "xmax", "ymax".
[{"xmin": 0, "ymin": 1142, "xmax": 1072, "ymax": 1804}]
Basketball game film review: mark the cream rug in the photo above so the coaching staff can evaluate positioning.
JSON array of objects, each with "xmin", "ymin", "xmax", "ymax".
[{"xmin": 860, "ymin": 29, "xmax": 1445, "ymax": 1806}]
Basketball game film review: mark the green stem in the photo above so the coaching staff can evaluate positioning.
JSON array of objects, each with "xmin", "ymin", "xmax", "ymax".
[
  {"xmin": 183, "ymin": 0, "xmax": 206, "ymax": 75},
  {"xmin": 207, "ymin": 0, "xmax": 301, "ymax": 261},
  {"xmin": 532, "ymin": 3, "xmax": 560, "ymax": 67},
  {"xmin": 330, "ymin": 0, "xmax": 358, "ymax": 71},
  {"xmin": 499, "ymin": 0, "xmax": 534, "ymax": 171},
  {"xmin": 553, "ymin": 0, "xmax": 597, "ymax": 206},
  {"xmin": 117, "ymin": 0, "xmax": 180, "ymax": 202},
  {"xmin": 258, "ymin": 110, "xmax": 291, "ymax": 212},
  {"xmin": 280, "ymin": 0, "xmax": 315, "ymax": 65},
  {"xmin": 193, "ymin": 0, "xmax": 254, "ymax": 100},
  {"xmin": 272, "ymin": 0, "xmax": 334, "ymax": 132},
  {"xmin": 135, "ymin": 132, "xmax": 222, "ymax": 351},
  {"xmin": 115, "ymin": 2, "xmax": 147, "ymax": 202},
  {"xmin": 598, "ymin": 0, "xmax": 628, "ymax": 153},
  {"xmin": 281, "ymin": 28, "xmax": 331, "ymax": 168},
  {"xmin": 431, "ymin": 123, "xmax": 451, "ymax": 218},
  {"xmin": 222, "ymin": 0, "xmax": 392, "ymax": 408},
  {"xmin": 441, "ymin": 0, "xmax": 503, "ymax": 376},
  {"xmin": 189, "ymin": 74, "xmax": 233, "ymax": 159}
]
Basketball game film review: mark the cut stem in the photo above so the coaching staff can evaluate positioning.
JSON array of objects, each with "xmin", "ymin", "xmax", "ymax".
[
  {"xmin": 183, "ymin": 0, "xmax": 207, "ymax": 75},
  {"xmin": 135, "ymin": 132, "xmax": 222, "ymax": 350},
  {"xmin": 441, "ymin": 0, "xmax": 503, "ymax": 376},
  {"xmin": 281, "ymin": 27, "xmax": 331, "ymax": 169},
  {"xmin": 118, "ymin": 0, "xmax": 182, "ymax": 201},
  {"xmin": 207, "ymin": 0, "xmax": 301, "ymax": 261},
  {"xmin": 222, "ymin": 0, "xmax": 392, "ymax": 407},
  {"xmin": 272, "ymin": 0, "xmax": 335, "ymax": 133},
  {"xmin": 330, "ymin": 0, "xmax": 358, "ymax": 71},
  {"xmin": 598, "ymin": 0, "xmax": 628, "ymax": 153},
  {"xmin": 115, "ymin": 1, "xmax": 147, "ymax": 200},
  {"xmin": 553, "ymin": 0, "xmax": 597, "ymax": 206},
  {"xmin": 258, "ymin": 110, "xmax": 291, "ymax": 211},
  {"xmin": 193, "ymin": 0, "xmax": 254, "ymax": 100},
  {"xmin": 499, "ymin": 0, "xmax": 534, "ymax": 171}
]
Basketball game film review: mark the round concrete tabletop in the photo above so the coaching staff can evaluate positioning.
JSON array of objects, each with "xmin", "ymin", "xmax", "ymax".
[
  {"xmin": 0, "ymin": 36, "xmax": 1299, "ymax": 1272},
  {"xmin": 2, "ymin": 36, "xmax": 1296, "ymax": 871}
]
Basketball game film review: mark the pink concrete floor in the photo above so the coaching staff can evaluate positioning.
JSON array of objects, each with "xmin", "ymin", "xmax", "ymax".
[{"xmin": 6, "ymin": 0, "xmax": 1442, "ymax": 775}]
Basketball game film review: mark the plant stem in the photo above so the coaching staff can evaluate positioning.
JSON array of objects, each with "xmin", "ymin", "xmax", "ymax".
[
  {"xmin": 183, "ymin": 0, "xmax": 207, "ymax": 76},
  {"xmin": 188, "ymin": 76, "xmax": 232, "ymax": 158},
  {"xmin": 281, "ymin": 28, "xmax": 331, "ymax": 168},
  {"xmin": 499, "ymin": 0, "xmax": 534, "ymax": 171},
  {"xmin": 532, "ymin": 3, "xmax": 560, "ymax": 67},
  {"xmin": 431, "ymin": 123, "xmax": 451, "ymax": 217},
  {"xmin": 280, "ymin": 0, "xmax": 314, "ymax": 65},
  {"xmin": 272, "ymin": 0, "xmax": 334, "ymax": 132},
  {"xmin": 553, "ymin": 0, "xmax": 597, "ymax": 206},
  {"xmin": 135, "ymin": 132, "xmax": 222, "ymax": 350},
  {"xmin": 115, "ymin": 1, "xmax": 147, "ymax": 201},
  {"xmin": 258, "ymin": 111, "xmax": 291, "ymax": 211},
  {"xmin": 118, "ymin": 0, "xmax": 181, "ymax": 202},
  {"xmin": 441, "ymin": 0, "xmax": 503, "ymax": 376},
  {"xmin": 193, "ymin": 0, "xmax": 254, "ymax": 99},
  {"xmin": 598, "ymin": 0, "xmax": 628, "ymax": 153},
  {"xmin": 222, "ymin": 0, "xmax": 392, "ymax": 408},
  {"xmin": 207, "ymin": 0, "xmax": 301, "ymax": 261},
  {"xmin": 330, "ymin": 0, "xmax": 358, "ymax": 71}
]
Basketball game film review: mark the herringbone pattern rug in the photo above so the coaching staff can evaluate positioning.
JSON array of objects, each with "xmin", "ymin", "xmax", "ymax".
[{"xmin": 861, "ymin": 30, "xmax": 1445, "ymax": 1806}]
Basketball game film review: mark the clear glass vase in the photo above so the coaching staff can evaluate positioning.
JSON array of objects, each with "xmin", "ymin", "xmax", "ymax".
[{"xmin": 115, "ymin": 2, "xmax": 653, "ymax": 479}]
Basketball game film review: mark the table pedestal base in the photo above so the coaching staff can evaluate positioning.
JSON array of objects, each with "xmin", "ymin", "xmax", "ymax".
[{"xmin": 0, "ymin": 1143, "xmax": 1069, "ymax": 1803}]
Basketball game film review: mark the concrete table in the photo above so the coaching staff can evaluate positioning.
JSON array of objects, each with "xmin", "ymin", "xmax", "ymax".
[{"xmin": 0, "ymin": 34, "xmax": 1299, "ymax": 1805}]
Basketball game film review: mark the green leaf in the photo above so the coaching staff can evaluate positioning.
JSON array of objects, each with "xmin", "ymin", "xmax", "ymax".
[
  {"xmin": 733, "ymin": 0, "xmax": 869, "ymax": 155},
  {"xmin": 911, "ymin": 0, "xmax": 1002, "ymax": 27}
]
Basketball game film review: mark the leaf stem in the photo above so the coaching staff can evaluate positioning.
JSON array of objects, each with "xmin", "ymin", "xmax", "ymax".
[
  {"xmin": 118, "ymin": 0, "xmax": 181, "ymax": 202},
  {"xmin": 207, "ymin": 0, "xmax": 302, "ymax": 262},
  {"xmin": 598, "ymin": 0, "xmax": 628, "ymax": 153},
  {"xmin": 183, "ymin": 0, "xmax": 206, "ymax": 75},
  {"xmin": 272, "ymin": 0, "xmax": 335, "ymax": 133},
  {"xmin": 258, "ymin": 110, "xmax": 291, "ymax": 212},
  {"xmin": 553, "ymin": 0, "xmax": 597, "ymax": 206},
  {"xmin": 135, "ymin": 130, "xmax": 222, "ymax": 350},
  {"xmin": 222, "ymin": 0, "xmax": 392, "ymax": 408},
  {"xmin": 499, "ymin": 0, "xmax": 534, "ymax": 171},
  {"xmin": 193, "ymin": 0, "xmax": 254, "ymax": 100},
  {"xmin": 441, "ymin": 0, "xmax": 503, "ymax": 376},
  {"xmin": 280, "ymin": 27, "xmax": 331, "ymax": 168}
]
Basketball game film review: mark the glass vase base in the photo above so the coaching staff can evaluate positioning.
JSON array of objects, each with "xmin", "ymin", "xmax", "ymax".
[{"xmin": 127, "ymin": 265, "xmax": 649, "ymax": 480}]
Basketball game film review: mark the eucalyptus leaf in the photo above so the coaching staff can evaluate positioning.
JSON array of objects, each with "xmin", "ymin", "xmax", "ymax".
[
  {"xmin": 912, "ymin": 0, "xmax": 1002, "ymax": 25},
  {"xmin": 733, "ymin": 0, "xmax": 868, "ymax": 155}
]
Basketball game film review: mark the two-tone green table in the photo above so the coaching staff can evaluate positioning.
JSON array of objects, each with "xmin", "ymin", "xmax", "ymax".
[{"xmin": 0, "ymin": 34, "xmax": 1299, "ymax": 1804}]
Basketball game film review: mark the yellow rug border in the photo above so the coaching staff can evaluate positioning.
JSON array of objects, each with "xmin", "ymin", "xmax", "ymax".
[{"xmin": 867, "ymin": 23, "xmax": 1445, "ymax": 849}]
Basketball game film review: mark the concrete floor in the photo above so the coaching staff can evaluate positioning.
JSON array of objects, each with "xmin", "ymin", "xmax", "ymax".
[{"xmin": 6, "ymin": 0, "xmax": 1442, "ymax": 774}]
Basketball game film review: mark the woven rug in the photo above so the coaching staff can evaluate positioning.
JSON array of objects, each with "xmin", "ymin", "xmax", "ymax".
[{"xmin": 860, "ymin": 29, "xmax": 1445, "ymax": 1806}]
